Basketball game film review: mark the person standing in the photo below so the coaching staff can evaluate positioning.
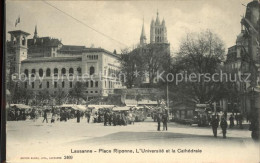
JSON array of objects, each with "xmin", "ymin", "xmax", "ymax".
[
  {"xmin": 42, "ymin": 109, "xmax": 48, "ymax": 123},
  {"xmin": 211, "ymin": 116, "xmax": 219, "ymax": 137},
  {"xmin": 229, "ymin": 115, "xmax": 234, "ymax": 128},
  {"xmin": 86, "ymin": 112, "xmax": 91, "ymax": 123},
  {"xmin": 104, "ymin": 111, "xmax": 108, "ymax": 126},
  {"xmin": 76, "ymin": 110, "xmax": 80, "ymax": 123},
  {"xmin": 157, "ymin": 113, "xmax": 161, "ymax": 131},
  {"xmin": 220, "ymin": 117, "xmax": 228, "ymax": 138},
  {"xmin": 113, "ymin": 112, "xmax": 117, "ymax": 126},
  {"xmin": 108, "ymin": 112, "xmax": 112, "ymax": 126},
  {"xmin": 162, "ymin": 113, "xmax": 168, "ymax": 131}
]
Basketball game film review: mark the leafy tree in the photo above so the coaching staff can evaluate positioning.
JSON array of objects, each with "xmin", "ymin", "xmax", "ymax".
[
  {"xmin": 52, "ymin": 87, "xmax": 66, "ymax": 105},
  {"xmin": 69, "ymin": 82, "xmax": 85, "ymax": 104},
  {"xmin": 11, "ymin": 84, "xmax": 33, "ymax": 105}
]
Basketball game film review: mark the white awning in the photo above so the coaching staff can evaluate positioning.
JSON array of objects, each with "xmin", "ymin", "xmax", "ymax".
[
  {"xmin": 87, "ymin": 105, "xmax": 114, "ymax": 109},
  {"xmin": 10, "ymin": 104, "xmax": 31, "ymax": 109},
  {"xmin": 113, "ymin": 106, "xmax": 130, "ymax": 111},
  {"xmin": 75, "ymin": 105, "xmax": 87, "ymax": 111}
]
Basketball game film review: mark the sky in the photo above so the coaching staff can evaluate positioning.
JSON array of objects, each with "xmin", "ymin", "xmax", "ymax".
[{"xmin": 5, "ymin": 0, "xmax": 253, "ymax": 54}]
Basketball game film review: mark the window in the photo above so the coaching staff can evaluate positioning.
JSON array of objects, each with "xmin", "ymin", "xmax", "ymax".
[
  {"xmin": 54, "ymin": 68, "xmax": 58, "ymax": 76},
  {"xmin": 91, "ymin": 80, "xmax": 94, "ymax": 87},
  {"xmin": 95, "ymin": 91, "xmax": 98, "ymax": 93},
  {"xmin": 86, "ymin": 91, "xmax": 88, "ymax": 93},
  {"xmin": 90, "ymin": 91, "xmax": 93, "ymax": 93},
  {"xmin": 24, "ymin": 82, "xmax": 27, "ymax": 89},
  {"xmin": 105, "ymin": 81, "xmax": 106, "ymax": 88},
  {"xmin": 69, "ymin": 68, "xmax": 74, "ymax": 76},
  {"xmin": 31, "ymin": 69, "xmax": 36, "ymax": 77},
  {"xmin": 22, "ymin": 36, "xmax": 26, "ymax": 46},
  {"xmin": 77, "ymin": 67, "xmax": 81, "ymax": 75},
  {"xmin": 39, "ymin": 69, "xmax": 43, "ymax": 77},
  {"xmin": 70, "ymin": 82, "xmax": 73, "ymax": 88},
  {"xmin": 95, "ymin": 81, "xmax": 98, "ymax": 87},
  {"xmin": 24, "ymin": 69, "xmax": 28, "ymax": 77},
  {"xmin": 46, "ymin": 68, "xmax": 51, "ymax": 77},
  {"xmin": 61, "ymin": 68, "xmax": 66, "ymax": 76},
  {"xmin": 39, "ymin": 82, "xmax": 42, "ymax": 89},
  {"xmin": 47, "ymin": 81, "xmax": 49, "ymax": 88},
  {"xmin": 62, "ymin": 81, "xmax": 65, "ymax": 88},
  {"xmin": 90, "ymin": 66, "xmax": 95, "ymax": 75},
  {"xmin": 54, "ymin": 82, "xmax": 57, "ymax": 88},
  {"xmin": 32, "ymin": 82, "xmax": 34, "ymax": 89},
  {"xmin": 86, "ymin": 81, "xmax": 89, "ymax": 88}
]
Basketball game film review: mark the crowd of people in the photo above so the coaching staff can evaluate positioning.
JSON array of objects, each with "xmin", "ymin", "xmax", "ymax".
[
  {"xmin": 7, "ymin": 105, "xmax": 259, "ymax": 140},
  {"xmin": 91, "ymin": 109, "xmax": 136, "ymax": 126}
]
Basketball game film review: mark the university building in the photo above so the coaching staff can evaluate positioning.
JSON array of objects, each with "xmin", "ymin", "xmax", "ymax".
[{"xmin": 6, "ymin": 26, "xmax": 122, "ymax": 101}]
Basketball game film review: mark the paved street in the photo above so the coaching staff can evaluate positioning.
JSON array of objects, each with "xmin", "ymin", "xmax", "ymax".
[{"xmin": 6, "ymin": 117, "xmax": 260, "ymax": 163}]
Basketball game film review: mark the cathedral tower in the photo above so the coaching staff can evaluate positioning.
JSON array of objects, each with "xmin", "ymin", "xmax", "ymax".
[
  {"xmin": 140, "ymin": 18, "xmax": 147, "ymax": 46},
  {"xmin": 150, "ymin": 11, "xmax": 167, "ymax": 44}
]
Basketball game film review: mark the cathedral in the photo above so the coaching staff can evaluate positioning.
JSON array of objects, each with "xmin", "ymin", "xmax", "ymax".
[{"xmin": 140, "ymin": 11, "xmax": 168, "ymax": 46}]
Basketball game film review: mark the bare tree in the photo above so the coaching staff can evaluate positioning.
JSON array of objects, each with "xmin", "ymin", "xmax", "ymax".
[{"xmin": 174, "ymin": 30, "xmax": 225, "ymax": 104}]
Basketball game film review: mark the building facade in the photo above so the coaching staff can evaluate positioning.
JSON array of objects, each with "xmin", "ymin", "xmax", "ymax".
[
  {"xmin": 221, "ymin": 0, "xmax": 260, "ymax": 115},
  {"xmin": 6, "ymin": 28, "xmax": 122, "ymax": 102}
]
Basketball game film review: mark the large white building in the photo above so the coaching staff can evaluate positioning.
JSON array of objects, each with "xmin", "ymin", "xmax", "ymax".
[{"xmin": 7, "ymin": 29, "xmax": 122, "ymax": 101}]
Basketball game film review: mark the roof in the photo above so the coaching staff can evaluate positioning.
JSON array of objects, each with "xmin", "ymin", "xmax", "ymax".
[
  {"xmin": 28, "ymin": 37, "xmax": 62, "ymax": 47},
  {"xmin": 83, "ymin": 48, "xmax": 120, "ymax": 58},
  {"xmin": 8, "ymin": 30, "xmax": 30, "ymax": 36},
  {"xmin": 87, "ymin": 105, "xmax": 114, "ymax": 109},
  {"xmin": 58, "ymin": 45, "xmax": 86, "ymax": 52},
  {"xmin": 22, "ymin": 56, "xmax": 82, "ymax": 63},
  {"xmin": 113, "ymin": 106, "xmax": 130, "ymax": 111},
  {"xmin": 10, "ymin": 104, "xmax": 31, "ymax": 109}
]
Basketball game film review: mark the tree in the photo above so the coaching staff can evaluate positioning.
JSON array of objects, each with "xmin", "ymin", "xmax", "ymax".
[
  {"xmin": 36, "ymin": 89, "xmax": 51, "ymax": 106},
  {"xmin": 52, "ymin": 87, "xmax": 66, "ymax": 105},
  {"xmin": 11, "ymin": 84, "xmax": 33, "ymax": 105},
  {"xmin": 118, "ymin": 48, "xmax": 142, "ymax": 88},
  {"xmin": 141, "ymin": 43, "xmax": 171, "ymax": 86},
  {"xmin": 119, "ymin": 44, "xmax": 171, "ymax": 88},
  {"xmin": 69, "ymin": 82, "xmax": 85, "ymax": 104},
  {"xmin": 173, "ymin": 30, "xmax": 225, "ymax": 104}
]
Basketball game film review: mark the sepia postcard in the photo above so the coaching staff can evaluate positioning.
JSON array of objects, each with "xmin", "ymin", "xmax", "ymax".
[{"xmin": 3, "ymin": 0, "xmax": 260, "ymax": 162}]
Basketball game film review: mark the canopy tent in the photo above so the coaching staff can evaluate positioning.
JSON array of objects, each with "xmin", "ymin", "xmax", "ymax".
[
  {"xmin": 87, "ymin": 105, "xmax": 114, "ymax": 109},
  {"xmin": 58, "ymin": 104, "xmax": 87, "ymax": 111},
  {"xmin": 131, "ymin": 106, "xmax": 143, "ymax": 110},
  {"xmin": 112, "ymin": 106, "xmax": 130, "ymax": 111},
  {"xmin": 10, "ymin": 104, "xmax": 31, "ymax": 110},
  {"xmin": 75, "ymin": 105, "xmax": 87, "ymax": 111}
]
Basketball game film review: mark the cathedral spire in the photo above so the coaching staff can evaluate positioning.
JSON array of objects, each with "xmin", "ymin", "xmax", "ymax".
[
  {"xmin": 140, "ymin": 17, "xmax": 147, "ymax": 46},
  {"xmin": 155, "ymin": 10, "xmax": 160, "ymax": 25},
  {"xmin": 34, "ymin": 25, "xmax": 38, "ymax": 39}
]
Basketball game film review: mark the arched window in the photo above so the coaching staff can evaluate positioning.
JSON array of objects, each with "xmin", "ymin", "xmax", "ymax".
[
  {"xmin": 95, "ymin": 81, "xmax": 98, "ymax": 87},
  {"xmin": 69, "ymin": 68, "xmax": 74, "ymax": 76},
  {"xmin": 77, "ymin": 67, "xmax": 81, "ymax": 75},
  {"xmin": 24, "ymin": 69, "xmax": 28, "ymax": 77},
  {"xmin": 90, "ymin": 80, "xmax": 94, "ymax": 87},
  {"xmin": 39, "ymin": 69, "xmax": 43, "ymax": 77},
  {"xmin": 86, "ymin": 81, "xmax": 89, "ymax": 87},
  {"xmin": 90, "ymin": 66, "xmax": 95, "ymax": 75},
  {"xmin": 31, "ymin": 69, "xmax": 36, "ymax": 77},
  {"xmin": 21, "ymin": 37, "xmax": 26, "ymax": 46},
  {"xmin": 54, "ymin": 68, "xmax": 58, "ymax": 76},
  {"xmin": 61, "ymin": 68, "xmax": 66, "ymax": 75},
  {"xmin": 46, "ymin": 68, "xmax": 51, "ymax": 77}
]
